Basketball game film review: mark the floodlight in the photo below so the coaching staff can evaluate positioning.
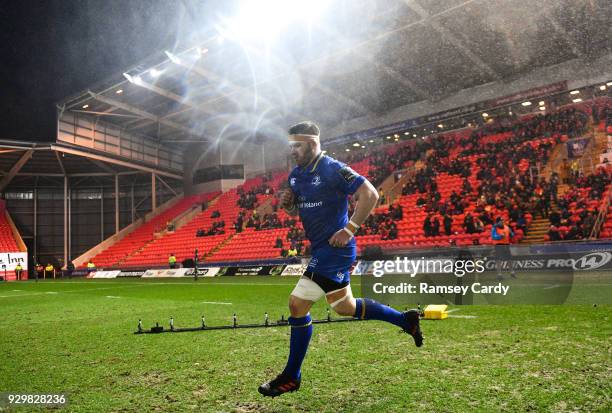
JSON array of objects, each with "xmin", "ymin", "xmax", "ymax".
[
  {"xmin": 569, "ymin": 90, "xmax": 579, "ymax": 95},
  {"xmin": 572, "ymin": 98, "xmax": 582, "ymax": 103},
  {"xmin": 221, "ymin": 0, "xmax": 330, "ymax": 40},
  {"xmin": 150, "ymin": 68, "xmax": 162, "ymax": 78},
  {"xmin": 521, "ymin": 101, "xmax": 532, "ymax": 106},
  {"xmin": 352, "ymin": 142, "xmax": 360, "ymax": 147}
]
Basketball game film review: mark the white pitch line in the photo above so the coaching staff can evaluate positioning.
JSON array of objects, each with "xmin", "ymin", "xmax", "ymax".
[
  {"xmin": 0, "ymin": 292, "xmax": 56, "ymax": 298},
  {"xmin": 201, "ymin": 301, "xmax": 232, "ymax": 305},
  {"xmin": 446, "ymin": 308, "xmax": 461, "ymax": 313},
  {"xmin": 448, "ymin": 315, "xmax": 478, "ymax": 319},
  {"xmin": 542, "ymin": 284, "xmax": 561, "ymax": 290},
  {"xmin": 0, "ymin": 280, "xmax": 295, "ymax": 299},
  {"xmin": 106, "ymin": 296, "xmax": 121, "ymax": 299},
  {"xmin": 0, "ymin": 285, "xmax": 146, "ymax": 298}
]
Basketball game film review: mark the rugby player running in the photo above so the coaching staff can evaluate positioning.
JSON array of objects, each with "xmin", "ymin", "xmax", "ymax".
[{"xmin": 259, "ymin": 121, "xmax": 423, "ymax": 398}]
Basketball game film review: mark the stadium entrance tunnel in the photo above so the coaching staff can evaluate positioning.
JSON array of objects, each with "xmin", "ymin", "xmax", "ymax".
[{"xmin": 357, "ymin": 242, "xmax": 612, "ymax": 306}]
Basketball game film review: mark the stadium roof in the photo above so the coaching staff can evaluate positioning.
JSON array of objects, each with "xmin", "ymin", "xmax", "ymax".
[
  {"xmin": 0, "ymin": 139, "xmax": 182, "ymax": 193},
  {"xmin": 57, "ymin": 0, "xmax": 610, "ymax": 148}
]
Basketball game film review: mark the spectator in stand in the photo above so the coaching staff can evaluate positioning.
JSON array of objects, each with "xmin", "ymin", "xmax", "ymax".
[
  {"xmin": 550, "ymin": 172, "xmax": 559, "ymax": 202},
  {"xmin": 389, "ymin": 203, "xmax": 403, "ymax": 220},
  {"xmin": 547, "ymin": 225, "xmax": 562, "ymax": 241},
  {"xmin": 474, "ymin": 216, "xmax": 485, "ymax": 233},
  {"xmin": 516, "ymin": 214, "xmax": 528, "ymax": 236},
  {"xmin": 168, "ymin": 253, "xmax": 177, "ymax": 269},
  {"xmin": 379, "ymin": 189, "xmax": 386, "ymax": 205},
  {"xmin": 463, "ymin": 213, "xmax": 476, "ymax": 234},
  {"xmin": 196, "ymin": 228, "xmax": 205, "ymax": 237},
  {"xmin": 387, "ymin": 222, "xmax": 398, "ymax": 240},
  {"xmin": 166, "ymin": 221, "xmax": 175, "ymax": 232},
  {"xmin": 549, "ymin": 210, "xmax": 561, "ymax": 227},
  {"xmin": 565, "ymin": 224, "xmax": 582, "ymax": 241},
  {"xmin": 443, "ymin": 213, "xmax": 453, "ymax": 236},
  {"xmin": 423, "ymin": 214, "xmax": 432, "ymax": 237},
  {"xmin": 430, "ymin": 215, "xmax": 440, "ymax": 236},
  {"xmin": 86, "ymin": 260, "xmax": 96, "ymax": 275},
  {"xmin": 581, "ymin": 212, "xmax": 595, "ymax": 238},
  {"xmin": 275, "ymin": 237, "xmax": 283, "ymax": 248}
]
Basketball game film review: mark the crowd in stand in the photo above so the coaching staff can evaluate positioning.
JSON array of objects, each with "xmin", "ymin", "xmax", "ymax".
[
  {"xmin": 547, "ymin": 167, "xmax": 611, "ymax": 241},
  {"xmin": 276, "ymin": 226, "xmax": 309, "ymax": 258},
  {"xmin": 369, "ymin": 144, "xmax": 420, "ymax": 188},
  {"xmin": 237, "ymin": 180, "xmax": 275, "ymax": 210},
  {"xmin": 198, "ymin": 103, "xmax": 606, "ymax": 249},
  {"xmin": 366, "ymin": 106, "xmax": 591, "ymax": 240},
  {"xmin": 196, "ymin": 220, "xmax": 225, "ymax": 236},
  {"xmin": 357, "ymin": 203, "xmax": 402, "ymax": 240}
]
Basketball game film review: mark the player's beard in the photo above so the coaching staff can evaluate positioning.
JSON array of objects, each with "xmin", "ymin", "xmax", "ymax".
[{"xmin": 295, "ymin": 146, "xmax": 316, "ymax": 167}]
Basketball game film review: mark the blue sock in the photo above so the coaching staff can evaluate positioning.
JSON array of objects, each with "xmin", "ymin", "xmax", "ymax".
[
  {"xmin": 354, "ymin": 298, "xmax": 404, "ymax": 327},
  {"xmin": 282, "ymin": 314, "xmax": 313, "ymax": 380}
]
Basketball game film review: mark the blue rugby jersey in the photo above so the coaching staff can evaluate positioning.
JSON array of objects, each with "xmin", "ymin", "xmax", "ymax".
[{"xmin": 288, "ymin": 153, "xmax": 365, "ymax": 279}]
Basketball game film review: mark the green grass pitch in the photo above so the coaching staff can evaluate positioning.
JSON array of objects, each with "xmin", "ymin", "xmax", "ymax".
[{"xmin": 0, "ymin": 276, "xmax": 610, "ymax": 412}]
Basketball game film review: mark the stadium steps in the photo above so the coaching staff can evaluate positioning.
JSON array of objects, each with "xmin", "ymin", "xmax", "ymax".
[
  {"xmin": 539, "ymin": 139, "xmax": 568, "ymax": 180},
  {"xmin": 115, "ymin": 238, "xmax": 157, "ymax": 267},
  {"xmin": 154, "ymin": 192, "xmax": 223, "ymax": 237},
  {"xmin": 520, "ymin": 219, "xmax": 552, "ymax": 243},
  {"xmin": 204, "ymin": 231, "xmax": 238, "ymax": 258},
  {"xmin": 520, "ymin": 196, "xmax": 565, "ymax": 243}
]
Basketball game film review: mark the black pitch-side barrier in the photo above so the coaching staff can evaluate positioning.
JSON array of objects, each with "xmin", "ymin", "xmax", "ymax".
[{"xmin": 134, "ymin": 306, "xmax": 425, "ymax": 335}]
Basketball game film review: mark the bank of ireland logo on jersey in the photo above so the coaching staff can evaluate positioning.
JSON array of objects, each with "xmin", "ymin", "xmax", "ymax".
[{"xmin": 312, "ymin": 175, "xmax": 321, "ymax": 186}]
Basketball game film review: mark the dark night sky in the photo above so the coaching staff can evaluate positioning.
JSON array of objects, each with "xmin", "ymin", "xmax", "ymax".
[{"xmin": 0, "ymin": 0, "xmax": 201, "ymax": 142}]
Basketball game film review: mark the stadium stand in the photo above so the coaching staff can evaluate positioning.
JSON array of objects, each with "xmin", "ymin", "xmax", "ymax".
[
  {"xmin": 89, "ymin": 192, "xmax": 219, "ymax": 268},
  {"xmin": 84, "ymin": 98, "xmax": 612, "ymax": 267},
  {"xmin": 0, "ymin": 213, "xmax": 20, "ymax": 252}
]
